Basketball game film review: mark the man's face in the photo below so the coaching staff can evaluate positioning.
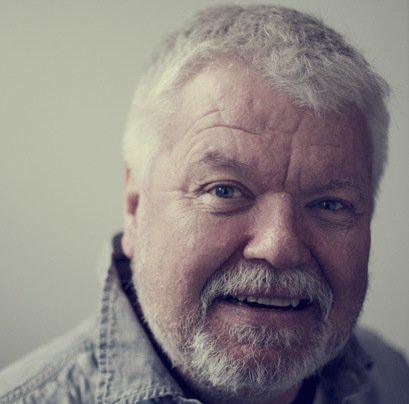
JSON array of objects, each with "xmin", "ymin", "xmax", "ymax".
[{"xmin": 124, "ymin": 63, "xmax": 372, "ymax": 397}]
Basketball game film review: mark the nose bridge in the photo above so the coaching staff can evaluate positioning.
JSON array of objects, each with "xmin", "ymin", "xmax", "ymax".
[
  {"xmin": 257, "ymin": 193, "xmax": 300, "ymax": 246},
  {"xmin": 243, "ymin": 192, "xmax": 310, "ymax": 268},
  {"xmin": 264, "ymin": 193, "xmax": 296, "ymax": 233}
]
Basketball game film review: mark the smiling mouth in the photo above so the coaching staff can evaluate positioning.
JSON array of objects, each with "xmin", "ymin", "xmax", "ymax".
[{"xmin": 224, "ymin": 295, "xmax": 312, "ymax": 311}]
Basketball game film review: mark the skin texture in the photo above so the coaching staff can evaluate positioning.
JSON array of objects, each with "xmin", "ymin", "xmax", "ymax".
[{"xmin": 122, "ymin": 62, "xmax": 373, "ymax": 404}]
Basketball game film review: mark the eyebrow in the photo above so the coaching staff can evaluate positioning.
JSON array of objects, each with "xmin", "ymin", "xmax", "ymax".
[
  {"xmin": 188, "ymin": 151, "xmax": 253, "ymax": 175},
  {"xmin": 301, "ymin": 179, "xmax": 368, "ymax": 202}
]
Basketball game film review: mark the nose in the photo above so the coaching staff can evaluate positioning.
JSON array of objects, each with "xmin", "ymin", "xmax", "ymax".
[{"xmin": 243, "ymin": 193, "xmax": 311, "ymax": 269}]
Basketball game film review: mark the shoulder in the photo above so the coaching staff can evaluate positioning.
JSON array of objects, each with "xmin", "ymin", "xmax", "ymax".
[
  {"xmin": 354, "ymin": 326, "xmax": 409, "ymax": 402},
  {"xmin": 355, "ymin": 326, "xmax": 409, "ymax": 373},
  {"xmin": 0, "ymin": 319, "xmax": 99, "ymax": 404}
]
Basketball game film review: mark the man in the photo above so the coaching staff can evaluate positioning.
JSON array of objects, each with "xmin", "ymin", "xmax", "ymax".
[{"xmin": 1, "ymin": 4, "xmax": 408, "ymax": 404}]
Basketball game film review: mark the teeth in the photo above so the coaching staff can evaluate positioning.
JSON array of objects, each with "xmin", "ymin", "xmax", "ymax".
[
  {"xmin": 235, "ymin": 296, "xmax": 302, "ymax": 307},
  {"xmin": 291, "ymin": 299, "xmax": 301, "ymax": 307},
  {"xmin": 257, "ymin": 297, "xmax": 274, "ymax": 305},
  {"xmin": 268, "ymin": 298, "xmax": 291, "ymax": 307}
]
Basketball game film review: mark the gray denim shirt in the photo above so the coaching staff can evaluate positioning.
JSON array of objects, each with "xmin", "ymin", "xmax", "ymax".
[{"xmin": 1, "ymin": 239, "xmax": 409, "ymax": 404}]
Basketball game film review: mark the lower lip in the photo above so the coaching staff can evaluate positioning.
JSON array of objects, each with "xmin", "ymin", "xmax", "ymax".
[{"xmin": 208, "ymin": 298, "xmax": 321, "ymax": 328}]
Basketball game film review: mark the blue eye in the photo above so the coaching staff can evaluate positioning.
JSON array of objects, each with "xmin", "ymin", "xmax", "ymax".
[{"xmin": 211, "ymin": 185, "xmax": 241, "ymax": 199}]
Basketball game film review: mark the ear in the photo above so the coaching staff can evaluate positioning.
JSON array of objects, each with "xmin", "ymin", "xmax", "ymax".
[{"xmin": 122, "ymin": 167, "xmax": 139, "ymax": 259}]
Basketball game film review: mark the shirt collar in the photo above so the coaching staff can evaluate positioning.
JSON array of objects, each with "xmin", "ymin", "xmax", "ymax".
[
  {"xmin": 96, "ymin": 233, "xmax": 373, "ymax": 404},
  {"xmin": 96, "ymin": 234, "xmax": 196, "ymax": 404}
]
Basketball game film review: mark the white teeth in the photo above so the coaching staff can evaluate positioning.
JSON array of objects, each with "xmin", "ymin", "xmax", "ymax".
[
  {"xmin": 257, "ymin": 297, "xmax": 273, "ymax": 305},
  {"xmin": 291, "ymin": 299, "xmax": 301, "ymax": 307},
  {"xmin": 235, "ymin": 296, "xmax": 303, "ymax": 308},
  {"xmin": 268, "ymin": 298, "xmax": 291, "ymax": 307}
]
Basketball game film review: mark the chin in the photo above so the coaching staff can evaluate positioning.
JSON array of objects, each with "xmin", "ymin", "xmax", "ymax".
[{"xmin": 182, "ymin": 321, "xmax": 336, "ymax": 398}]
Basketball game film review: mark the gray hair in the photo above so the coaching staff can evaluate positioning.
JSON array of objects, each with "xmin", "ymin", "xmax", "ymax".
[{"xmin": 123, "ymin": 5, "xmax": 389, "ymax": 195}]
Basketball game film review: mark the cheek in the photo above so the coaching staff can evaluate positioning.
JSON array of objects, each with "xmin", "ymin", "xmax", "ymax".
[
  {"xmin": 309, "ymin": 225, "xmax": 370, "ymax": 320},
  {"xmin": 138, "ymin": 200, "xmax": 249, "ymax": 315}
]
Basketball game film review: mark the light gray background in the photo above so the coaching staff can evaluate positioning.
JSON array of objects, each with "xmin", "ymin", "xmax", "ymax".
[{"xmin": 1, "ymin": 0, "xmax": 408, "ymax": 370}]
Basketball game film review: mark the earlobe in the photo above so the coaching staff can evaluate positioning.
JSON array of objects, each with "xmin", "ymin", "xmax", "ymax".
[{"xmin": 122, "ymin": 168, "xmax": 139, "ymax": 258}]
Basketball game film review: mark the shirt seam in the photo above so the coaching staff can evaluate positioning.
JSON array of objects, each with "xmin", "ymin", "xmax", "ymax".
[
  {"xmin": 110, "ymin": 385, "xmax": 182, "ymax": 403},
  {"xmin": 96, "ymin": 265, "xmax": 118, "ymax": 404}
]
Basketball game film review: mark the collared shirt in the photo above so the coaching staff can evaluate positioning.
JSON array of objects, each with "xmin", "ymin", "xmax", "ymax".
[{"xmin": 1, "ymin": 235, "xmax": 408, "ymax": 404}]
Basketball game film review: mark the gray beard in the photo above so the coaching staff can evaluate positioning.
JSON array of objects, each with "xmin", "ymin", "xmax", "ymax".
[
  {"xmin": 133, "ymin": 258, "xmax": 354, "ymax": 401},
  {"xmin": 183, "ymin": 316, "xmax": 340, "ymax": 400}
]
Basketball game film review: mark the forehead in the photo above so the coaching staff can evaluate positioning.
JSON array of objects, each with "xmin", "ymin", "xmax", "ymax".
[
  {"xmin": 175, "ymin": 63, "xmax": 303, "ymax": 137},
  {"xmin": 164, "ymin": 62, "xmax": 371, "ymax": 191}
]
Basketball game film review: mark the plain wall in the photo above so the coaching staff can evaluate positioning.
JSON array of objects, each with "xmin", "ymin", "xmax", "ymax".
[{"xmin": 1, "ymin": 0, "xmax": 408, "ymax": 370}]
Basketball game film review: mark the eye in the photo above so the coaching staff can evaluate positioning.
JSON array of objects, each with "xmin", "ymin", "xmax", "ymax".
[
  {"xmin": 308, "ymin": 198, "xmax": 356, "ymax": 215},
  {"xmin": 317, "ymin": 199, "xmax": 346, "ymax": 211},
  {"xmin": 307, "ymin": 198, "xmax": 358, "ymax": 225},
  {"xmin": 209, "ymin": 184, "xmax": 244, "ymax": 199}
]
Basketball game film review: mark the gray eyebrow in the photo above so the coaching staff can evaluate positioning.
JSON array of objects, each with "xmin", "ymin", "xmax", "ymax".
[
  {"xmin": 189, "ymin": 151, "xmax": 253, "ymax": 174},
  {"xmin": 302, "ymin": 179, "xmax": 368, "ymax": 202}
]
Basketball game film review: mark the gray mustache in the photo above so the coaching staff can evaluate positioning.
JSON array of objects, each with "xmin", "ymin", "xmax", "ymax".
[{"xmin": 200, "ymin": 261, "xmax": 333, "ymax": 319}]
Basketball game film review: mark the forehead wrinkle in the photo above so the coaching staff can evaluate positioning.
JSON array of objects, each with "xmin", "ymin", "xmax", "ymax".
[
  {"xmin": 195, "ymin": 124, "xmax": 262, "ymax": 137},
  {"xmin": 180, "ymin": 131, "xmax": 251, "ymax": 175},
  {"xmin": 183, "ymin": 82, "xmax": 304, "ymax": 140},
  {"xmin": 165, "ymin": 107, "xmax": 224, "ymax": 160},
  {"xmin": 264, "ymin": 99, "xmax": 306, "ymax": 135},
  {"xmin": 185, "ymin": 101, "xmax": 264, "ymax": 139},
  {"xmin": 280, "ymin": 107, "xmax": 307, "ymax": 189},
  {"xmin": 183, "ymin": 108, "xmax": 225, "ymax": 141}
]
